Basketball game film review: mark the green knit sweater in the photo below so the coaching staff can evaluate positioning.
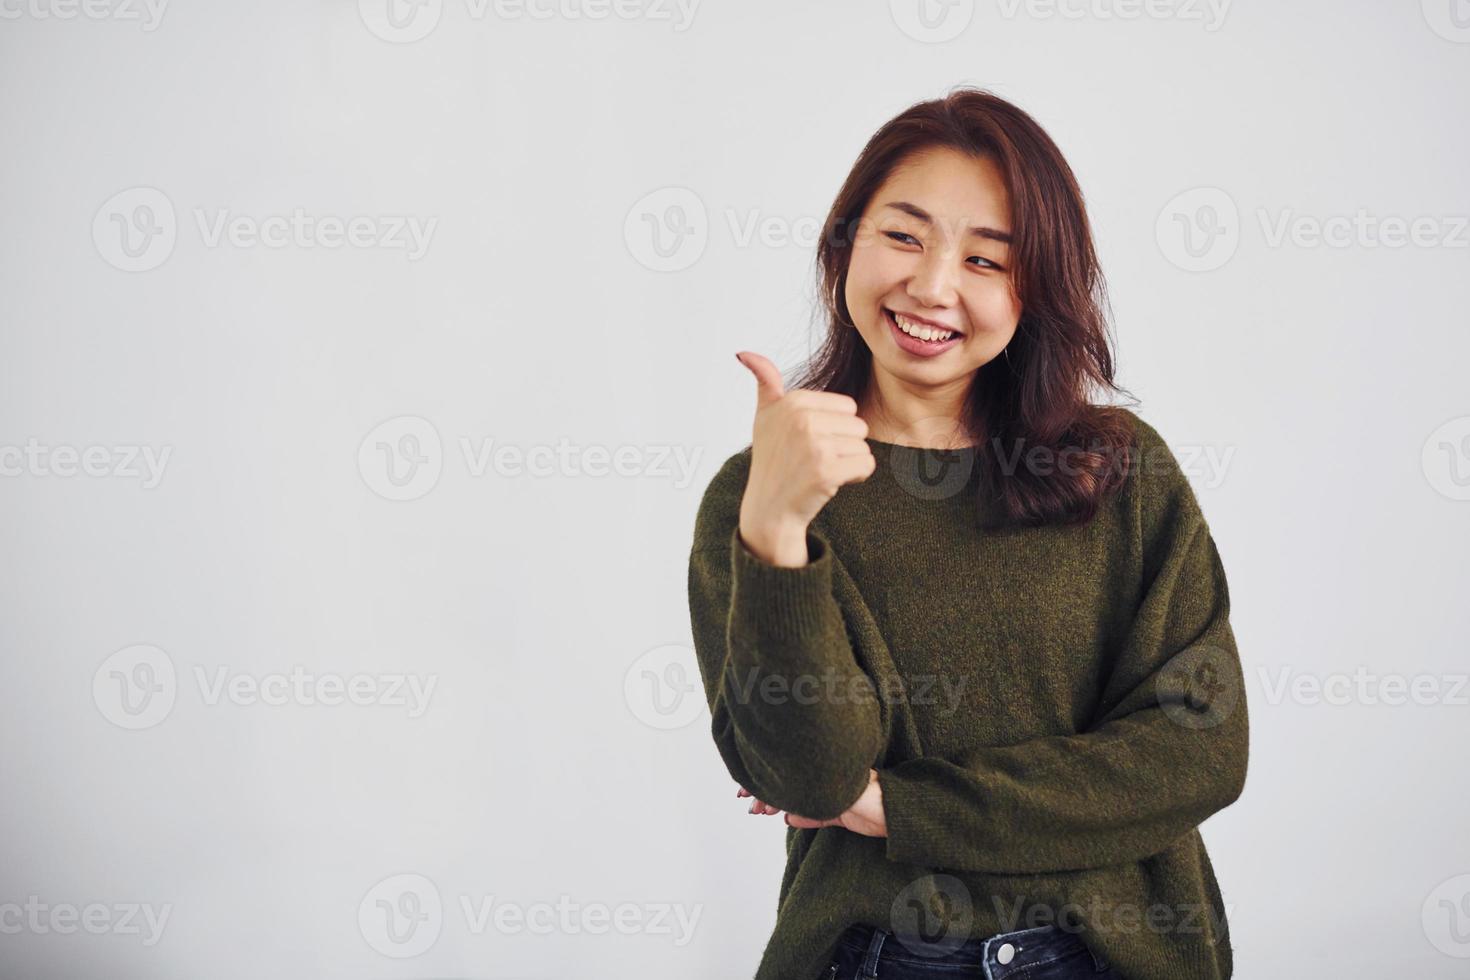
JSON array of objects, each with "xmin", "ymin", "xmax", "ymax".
[{"xmin": 686, "ymin": 409, "xmax": 1248, "ymax": 980}]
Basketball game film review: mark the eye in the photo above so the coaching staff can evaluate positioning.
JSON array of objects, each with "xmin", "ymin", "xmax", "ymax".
[{"xmin": 886, "ymin": 231, "xmax": 1005, "ymax": 271}]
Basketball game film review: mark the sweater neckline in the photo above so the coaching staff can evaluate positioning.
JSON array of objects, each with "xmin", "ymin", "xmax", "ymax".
[{"xmin": 864, "ymin": 436, "xmax": 979, "ymax": 451}]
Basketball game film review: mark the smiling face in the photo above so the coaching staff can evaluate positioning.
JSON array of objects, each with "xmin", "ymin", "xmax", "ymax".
[{"xmin": 843, "ymin": 146, "xmax": 1022, "ymax": 440}]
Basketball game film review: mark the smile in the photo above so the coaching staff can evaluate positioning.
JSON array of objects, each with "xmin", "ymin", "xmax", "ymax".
[{"xmin": 884, "ymin": 308, "xmax": 963, "ymax": 357}]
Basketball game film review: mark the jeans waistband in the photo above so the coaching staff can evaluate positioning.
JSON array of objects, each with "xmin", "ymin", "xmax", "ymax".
[{"xmin": 836, "ymin": 920, "xmax": 1109, "ymax": 976}]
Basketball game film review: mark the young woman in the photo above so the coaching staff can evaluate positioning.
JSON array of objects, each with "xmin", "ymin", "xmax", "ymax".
[{"xmin": 687, "ymin": 88, "xmax": 1247, "ymax": 980}]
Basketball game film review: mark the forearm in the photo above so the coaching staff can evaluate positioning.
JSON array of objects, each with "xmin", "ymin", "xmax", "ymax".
[{"xmin": 691, "ymin": 524, "xmax": 886, "ymax": 820}]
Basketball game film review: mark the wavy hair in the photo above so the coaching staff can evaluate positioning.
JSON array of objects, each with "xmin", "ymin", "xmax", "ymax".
[{"xmin": 788, "ymin": 86, "xmax": 1138, "ymax": 528}]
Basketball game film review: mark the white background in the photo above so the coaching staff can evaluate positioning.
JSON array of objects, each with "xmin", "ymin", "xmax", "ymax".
[{"xmin": 1, "ymin": 1, "xmax": 1468, "ymax": 977}]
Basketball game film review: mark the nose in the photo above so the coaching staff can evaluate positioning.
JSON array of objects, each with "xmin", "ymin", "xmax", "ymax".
[{"xmin": 905, "ymin": 250, "xmax": 961, "ymax": 310}]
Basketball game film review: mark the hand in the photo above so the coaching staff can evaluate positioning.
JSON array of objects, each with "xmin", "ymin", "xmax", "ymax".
[
  {"xmin": 733, "ymin": 352, "xmax": 875, "ymax": 566},
  {"xmin": 735, "ymin": 770, "xmax": 888, "ymax": 838}
]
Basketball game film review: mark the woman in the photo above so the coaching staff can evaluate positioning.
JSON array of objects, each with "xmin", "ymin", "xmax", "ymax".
[{"xmin": 687, "ymin": 88, "xmax": 1247, "ymax": 980}]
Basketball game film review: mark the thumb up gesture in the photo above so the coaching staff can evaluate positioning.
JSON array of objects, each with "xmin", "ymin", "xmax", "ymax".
[{"xmin": 734, "ymin": 352, "xmax": 875, "ymax": 567}]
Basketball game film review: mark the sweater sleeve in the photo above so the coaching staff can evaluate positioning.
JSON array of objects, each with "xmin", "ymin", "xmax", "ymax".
[
  {"xmin": 875, "ymin": 421, "xmax": 1249, "ymax": 874},
  {"xmin": 686, "ymin": 454, "xmax": 885, "ymax": 821}
]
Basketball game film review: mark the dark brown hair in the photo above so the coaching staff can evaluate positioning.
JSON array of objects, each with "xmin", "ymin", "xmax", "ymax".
[{"xmin": 789, "ymin": 86, "xmax": 1138, "ymax": 529}]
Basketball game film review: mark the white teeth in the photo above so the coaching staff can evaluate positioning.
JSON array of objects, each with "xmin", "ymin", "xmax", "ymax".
[{"xmin": 893, "ymin": 311, "xmax": 956, "ymax": 342}]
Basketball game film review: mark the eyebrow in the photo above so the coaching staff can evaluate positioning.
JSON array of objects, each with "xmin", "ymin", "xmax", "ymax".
[{"xmin": 881, "ymin": 201, "xmax": 1013, "ymax": 244}]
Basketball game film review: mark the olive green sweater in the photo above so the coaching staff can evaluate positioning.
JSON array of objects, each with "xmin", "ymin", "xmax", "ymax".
[{"xmin": 686, "ymin": 409, "xmax": 1248, "ymax": 980}]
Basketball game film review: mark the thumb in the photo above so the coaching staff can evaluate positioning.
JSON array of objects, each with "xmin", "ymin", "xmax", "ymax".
[{"xmin": 735, "ymin": 351, "xmax": 785, "ymax": 409}]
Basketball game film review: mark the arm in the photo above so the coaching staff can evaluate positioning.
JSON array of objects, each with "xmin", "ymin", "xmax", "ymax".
[
  {"xmin": 687, "ymin": 457, "xmax": 885, "ymax": 821},
  {"xmin": 876, "ymin": 423, "xmax": 1249, "ymax": 874}
]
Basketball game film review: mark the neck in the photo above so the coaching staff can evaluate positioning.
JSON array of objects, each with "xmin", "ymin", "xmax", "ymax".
[{"xmin": 858, "ymin": 378, "xmax": 979, "ymax": 449}]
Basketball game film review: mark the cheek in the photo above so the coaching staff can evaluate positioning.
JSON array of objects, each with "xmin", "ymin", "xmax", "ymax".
[
  {"xmin": 966, "ymin": 282, "xmax": 1022, "ymax": 333},
  {"xmin": 847, "ymin": 240, "xmax": 914, "ymax": 293}
]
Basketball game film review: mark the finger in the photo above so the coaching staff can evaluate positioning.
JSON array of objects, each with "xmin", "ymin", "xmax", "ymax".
[
  {"xmin": 784, "ymin": 813, "xmax": 829, "ymax": 829},
  {"xmin": 825, "ymin": 434, "xmax": 875, "ymax": 458},
  {"xmin": 797, "ymin": 413, "xmax": 869, "ymax": 443},
  {"xmin": 736, "ymin": 787, "xmax": 750, "ymax": 798},
  {"xmin": 781, "ymin": 389, "xmax": 859, "ymax": 414},
  {"xmin": 824, "ymin": 449, "xmax": 879, "ymax": 485},
  {"xmin": 735, "ymin": 352, "xmax": 785, "ymax": 408}
]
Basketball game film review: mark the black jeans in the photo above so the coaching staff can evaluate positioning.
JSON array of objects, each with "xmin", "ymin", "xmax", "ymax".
[{"xmin": 821, "ymin": 921, "xmax": 1124, "ymax": 979}]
